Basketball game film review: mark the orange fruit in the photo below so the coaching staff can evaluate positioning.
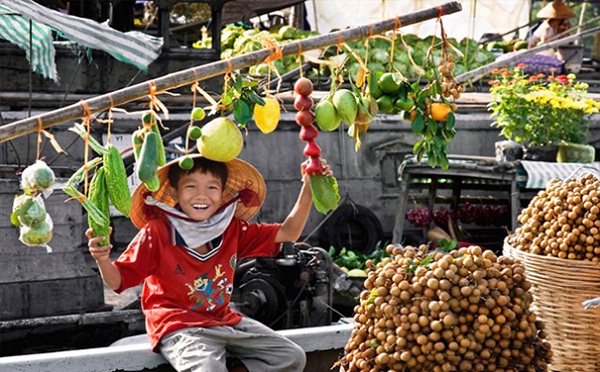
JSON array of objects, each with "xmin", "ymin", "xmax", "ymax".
[{"xmin": 431, "ymin": 103, "xmax": 453, "ymax": 121}]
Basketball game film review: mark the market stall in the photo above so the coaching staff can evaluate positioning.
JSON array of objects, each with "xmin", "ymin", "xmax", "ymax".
[{"xmin": 393, "ymin": 155, "xmax": 600, "ymax": 250}]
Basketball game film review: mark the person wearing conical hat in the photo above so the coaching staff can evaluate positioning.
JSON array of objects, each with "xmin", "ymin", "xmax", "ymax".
[
  {"xmin": 528, "ymin": 0, "xmax": 576, "ymax": 48},
  {"xmin": 87, "ymin": 154, "xmax": 333, "ymax": 371}
]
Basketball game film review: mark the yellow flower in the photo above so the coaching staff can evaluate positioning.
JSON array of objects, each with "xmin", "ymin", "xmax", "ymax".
[{"xmin": 584, "ymin": 107, "xmax": 599, "ymax": 115}]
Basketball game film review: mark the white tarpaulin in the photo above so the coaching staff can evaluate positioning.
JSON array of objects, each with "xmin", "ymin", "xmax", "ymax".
[{"xmin": 305, "ymin": 0, "xmax": 531, "ymax": 42}]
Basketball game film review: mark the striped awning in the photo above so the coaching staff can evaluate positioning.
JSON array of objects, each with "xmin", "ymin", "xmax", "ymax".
[
  {"xmin": 0, "ymin": 0, "xmax": 162, "ymax": 77},
  {"xmin": 0, "ymin": 4, "xmax": 58, "ymax": 81},
  {"xmin": 521, "ymin": 161, "xmax": 600, "ymax": 189}
]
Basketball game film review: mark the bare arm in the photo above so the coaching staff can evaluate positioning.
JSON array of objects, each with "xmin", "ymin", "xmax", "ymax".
[
  {"xmin": 275, "ymin": 159, "xmax": 332, "ymax": 243},
  {"xmin": 86, "ymin": 228, "xmax": 122, "ymax": 291}
]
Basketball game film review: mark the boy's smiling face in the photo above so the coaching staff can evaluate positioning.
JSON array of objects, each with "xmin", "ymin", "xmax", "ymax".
[{"xmin": 172, "ymin": 170, "xmax": 224, "ymax": 221}]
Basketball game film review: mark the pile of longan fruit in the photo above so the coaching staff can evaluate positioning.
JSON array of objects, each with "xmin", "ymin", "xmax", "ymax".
[{"xmin": 337, "ymin": 244, "xmax": 551, "ymax": 372}]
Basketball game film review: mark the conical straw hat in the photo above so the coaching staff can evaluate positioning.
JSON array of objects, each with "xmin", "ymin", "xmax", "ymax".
[
  {"xmin": 130, "ymin": 155, "xmax": 265, "ymax": 229},
  {"xmin": 537, "ymin": 0, "xmax": 576, "ymax": 19}
]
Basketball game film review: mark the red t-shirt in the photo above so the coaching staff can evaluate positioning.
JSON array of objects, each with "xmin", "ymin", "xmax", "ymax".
[{"xmin": 114, "ymin": 216, "xmax": 281, "ymax": 351}]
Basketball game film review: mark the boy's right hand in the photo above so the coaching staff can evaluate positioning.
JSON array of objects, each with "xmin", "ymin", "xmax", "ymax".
[{"xmin": 86, "ymin": 227, "xmax": 113, "ymax": 262}]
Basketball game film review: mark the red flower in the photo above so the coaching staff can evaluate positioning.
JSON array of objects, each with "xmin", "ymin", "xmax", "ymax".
[
  {"xmin": 516, "ymin": 63, "xmax": 527, "ymax": 69},
  {"xmin": 491, "ymin": 68, "xmax": 500, "ymax": 74}
]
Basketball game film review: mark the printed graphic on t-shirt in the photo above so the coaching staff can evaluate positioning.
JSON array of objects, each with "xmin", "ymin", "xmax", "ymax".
[
  {"xmin": 185, "ymin": 264, "xmax": 232, "ymax": 312},
  {"xmin": 229, "ymin": 254, "xmax": 237, "ymax": 270}
]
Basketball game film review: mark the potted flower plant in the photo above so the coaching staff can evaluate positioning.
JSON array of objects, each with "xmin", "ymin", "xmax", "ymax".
[{"xmin": 488, "ymin": 64, "xmax": 600, "ymax": 162}]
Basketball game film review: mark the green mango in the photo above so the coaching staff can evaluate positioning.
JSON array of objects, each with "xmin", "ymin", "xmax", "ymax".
[{"xmin": 332, "ymin": 89, "xmax": 358, "ymax": 126}]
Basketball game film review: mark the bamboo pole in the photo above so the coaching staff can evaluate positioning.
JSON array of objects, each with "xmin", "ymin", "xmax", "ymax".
[
  {"xmin": 455, "ymin": 25, "xmax": 600, "ymax": 84},
  {"xmin": 0, "ymin": 1, "xmax": 462, "ymax": 143}
]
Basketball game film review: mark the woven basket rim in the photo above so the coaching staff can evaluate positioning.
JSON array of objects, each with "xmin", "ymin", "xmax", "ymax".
[{"xmin": 503, "ymin": 237, "xmax": 600, "ymax": 270}]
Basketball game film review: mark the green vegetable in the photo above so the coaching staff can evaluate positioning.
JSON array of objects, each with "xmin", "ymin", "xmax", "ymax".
[
  {"xmin": 150, "ymin": 123, "xmax": 167, "ymax": 166},
  {"xmin": 104, "ymin": 144, "xmax": 132, "ymax": 218},
  {"xmin": 137, "ymin": 131, "xmax": 159, "ymax": 183},
  {"xmin": 87, "ymin": 166, "xmax": 111, "ymax": 246},
  {"xmin": 309, "ymin": 175, "xmax": 341, "ymax": 215}
]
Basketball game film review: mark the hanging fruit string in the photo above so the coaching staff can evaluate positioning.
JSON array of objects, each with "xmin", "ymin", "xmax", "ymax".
[
  {"xmin": 436, "ymin": 17, "xmax": 465, "ymax": 100},
  {"xmin": 146, "ymin": 81, "xmax": 171, "ymax": 123},
  {"xmin": 296, "ymin": 41, "xmax": 304, "ymax": 79},
  {"xmin": 34, "ymin": 117, "xmax": 64, "ymax": 164},
  {"xmin": 186, "ymin": 70, "xmax": 202, "ymax": 154},
  {"xmin": 355, "ymin": 26, "xmax": 375, "ymax": 89},
  {"xmin": 36, "ymin": 119, "xmax": 43, "ymax": 162},
  {"xmin": 389, "ymin": 18, "xmax": 401, "ymax": 71},
  {"xmin": 95, "ymin": 98, "xmax": 115, "ymax": 145},
  {"xmin": 260, "ymin": 33, "xmax": 284, "ymax": 93},
  {"xmin": 341, "ymin": 43, "xmax": 369, "ymax": 88},
  {"xmin": 294, "ymin": 77, "xmax": 340, "ymax": 214},
  {"xmin": 399, "ymin": 33, "xmax": 426, "ymax": 76},
  {"xmin": 106, "ymin": 96, "xmax": 114, "ymax": 144},
  {"xmin": 80, "ymin": 101, "xmax": 93, "ymax": 195}
]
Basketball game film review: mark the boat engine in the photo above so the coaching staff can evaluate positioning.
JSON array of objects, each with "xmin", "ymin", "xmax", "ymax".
[{"xmin": 232, "ymin": 242, "xmax": 334, "ymax": 330}]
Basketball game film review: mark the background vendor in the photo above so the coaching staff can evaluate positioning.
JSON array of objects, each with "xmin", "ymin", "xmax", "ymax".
[{"xmin": 528, "ymin": 0, "xmax": 576, "ymax": 48}]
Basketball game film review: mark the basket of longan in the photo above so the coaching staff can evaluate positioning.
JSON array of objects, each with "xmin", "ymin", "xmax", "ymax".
[
  {"xmin": 337, "ymin": 244, "xmax": 552, "ymax": 372},
  {"xmin": 504, "ymin": 171, "xmax": 600, "ymax": 372}
]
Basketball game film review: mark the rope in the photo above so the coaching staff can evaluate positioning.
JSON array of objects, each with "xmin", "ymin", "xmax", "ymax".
[{"xmin": 36, "ymin": 117, "xmax": 43, "ymax": 160}]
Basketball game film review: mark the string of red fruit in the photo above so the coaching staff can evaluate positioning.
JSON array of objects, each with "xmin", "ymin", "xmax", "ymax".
[{"xmin": 294, "ymin": 77, "xmax": 322, "ymax": 175}]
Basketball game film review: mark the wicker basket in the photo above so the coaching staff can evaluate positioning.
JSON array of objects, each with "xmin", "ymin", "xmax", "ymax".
[{"xmin": 503, "ymin": 240, "xmax": 600, "ymax": 372}]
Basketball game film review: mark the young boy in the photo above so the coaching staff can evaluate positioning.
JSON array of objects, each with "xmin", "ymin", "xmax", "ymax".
[{"xmin": 87, "ymin": 154, "xmax": 332, "ymax": 372}]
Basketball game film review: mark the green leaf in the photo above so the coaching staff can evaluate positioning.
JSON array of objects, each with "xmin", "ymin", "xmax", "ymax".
[
  {"xmin": 364, "ymin": 289, "xmax": 379, "ymax": 307},
  {"xmin": 245, "ymin": 89, "xmax": 266, "ymax": 106},
  {"xmin": 427, "ymin": 154, "xmax": 437, "ymax": 167},
  {"xmin": 411, "ymin": 113, "xmax": 425, "ymax": 135},
  {"xmin": 421, "ymin": 253, "xmax": 434, "ymax": 267},
  {"xmin": 328, "ymin": 246, "xmax": 336, "ymax": 256},
  {"xmin": 439, "ymin": 238, "xmax": 458, "ymax": 252},
  {"xmin": 446, "ymin": 112, "xmax": 456, "ymax": 130},
  {"xmin": 222, "ymin": 90, "xmax": 235, "ymax": 106},
  {"xmin": 242, "ymin": 80, "xmax": 259, "ymax": 88},
  {"xmin": 438, "ymin": 154, "xmax": 449, "ymax": 170},
  {"xmin": 233, "ymin": 74, "xmax": 243, "ymax": 93},
  {"xmin": 411, "ymin": 81, "xmax": 420, "ymax": 92},
  {"xmin": 233, "ymin": 98, "xmax": 253, "ymax": 125}
]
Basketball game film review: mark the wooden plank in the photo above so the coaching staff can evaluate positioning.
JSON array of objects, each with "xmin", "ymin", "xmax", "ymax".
[
  {"xmin": 0, "ymin": 276, "xmax": 105, "ymax": 320},
  {"xmin": 0, "ymin": 252, "xmax": 94, "ymax": 283}
]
